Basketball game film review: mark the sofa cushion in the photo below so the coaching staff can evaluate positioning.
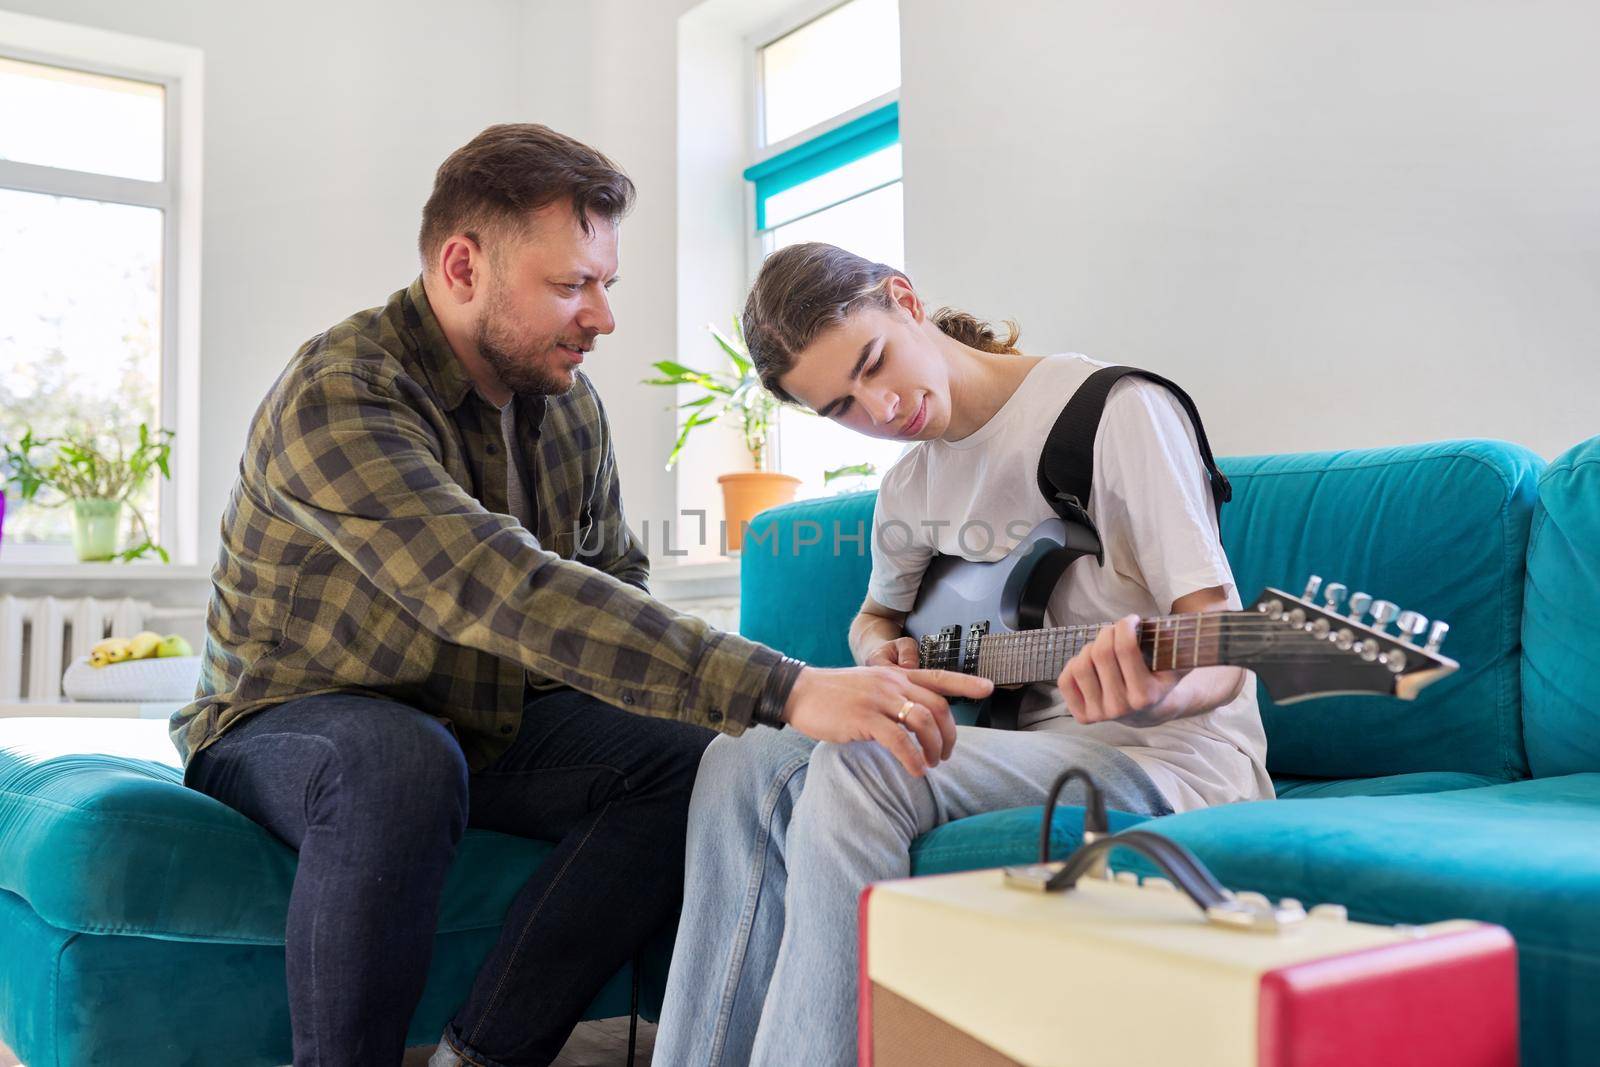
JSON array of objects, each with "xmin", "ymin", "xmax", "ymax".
[
  {"xmin": 740, "ymin": 489, "xmax": 877, "ymax": 668},
  {"xmin": 0, "ymin": 887, "xmax": 662, "ymax": 1067},
  {"xmin": 1272, "ymin": 771, "xmax": 1506, "ymax": 799},
  {"xmin": 1125, "ymin": 776, "xmax": 1600, "ymax": 1067},
  {"xmin": 903, "ymin": 770, "xmax": 1501, "ymax": 878},
  {"xmin": 1522, "ymin": 435, "xmax": 1600, "ymax": 777},
  {"xmin": 0, "ymin": 718, "xmax": 549, "ymax": 943},
  {"xmin": 1217, "ymin": 440, "xmax": 1542, "ymax": 780},
  {"xmin": 908, "ymin": 804, "xmax": 1152, "ymax": 877},
  {"xmin": 0, "ymin": 716, "xmax": 674, "ymax": 1064}
]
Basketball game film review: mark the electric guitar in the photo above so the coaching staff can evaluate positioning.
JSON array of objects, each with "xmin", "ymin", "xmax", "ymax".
[{"xmin": 904, "ymin": 518, "xmax": 1458, "ymax": 704}]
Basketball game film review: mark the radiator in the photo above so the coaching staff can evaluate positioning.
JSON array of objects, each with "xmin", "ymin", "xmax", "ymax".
[
  {"xmin": 0, "ymin": 591, "xmax": 733, "ymax": 703},
  {"xmin": 0, "ymin": 596, "xmax": 162, "ymax": 701}
]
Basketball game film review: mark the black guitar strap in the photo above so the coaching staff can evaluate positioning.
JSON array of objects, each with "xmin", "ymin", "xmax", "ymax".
[{"xmin": 1035, "ymin": 365, "xmax": 1232, "ymax": 562}]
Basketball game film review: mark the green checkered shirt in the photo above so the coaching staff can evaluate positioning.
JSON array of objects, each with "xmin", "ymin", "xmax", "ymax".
[{"xmin": 171, "ymin": 277, "xmax": 798, "ymax": 770}]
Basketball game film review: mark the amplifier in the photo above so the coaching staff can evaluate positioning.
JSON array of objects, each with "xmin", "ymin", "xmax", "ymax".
[{"xmin": 859, "ymin": 865, "xmax": 1517, "ymax": 1067}]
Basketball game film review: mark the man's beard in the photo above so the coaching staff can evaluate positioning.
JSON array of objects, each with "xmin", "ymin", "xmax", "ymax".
[{"xmin": 474, "ymin": 287, "xmax": 591, "ymax": 398}]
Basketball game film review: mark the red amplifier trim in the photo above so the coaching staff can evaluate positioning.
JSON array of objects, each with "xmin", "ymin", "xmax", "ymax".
[
  {"xmin": 859, "ymin": 884, "xmax": 877, "ymax": 1067},
  {"xmin": 1258, "ymin": 924, "xmax": 1519, "ymax": 1067}
]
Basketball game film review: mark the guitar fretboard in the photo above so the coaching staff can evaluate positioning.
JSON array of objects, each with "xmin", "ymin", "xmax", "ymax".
[{"xmin": 926, "ymin": 613, "xmax": 1228, "ymax": 686}]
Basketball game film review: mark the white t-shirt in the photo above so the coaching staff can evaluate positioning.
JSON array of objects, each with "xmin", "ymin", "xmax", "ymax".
[{"xmin": 867, "ymin": 354, "xmax": 1274, "ymax": 813}]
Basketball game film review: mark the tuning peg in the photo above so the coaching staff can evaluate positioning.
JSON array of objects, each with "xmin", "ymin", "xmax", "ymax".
[
  {"xmin": 1395, "ymin": 610, "xmax": 1428, "ymax": 644},
  {"xmin": 1425, "ymin": 620, "xmax": 1450, "ymax": 653},
  {"xmin": 1322, "ymin": 582, "xmax": 1348, "ymax": 612},
  {"xmin": 1369, "ymin": 600, "xmax": 1399, "ymax": 633},
  {"xmin": 1347, "ymin": 592, "xmax": 1372, "ymax": 621},
  {"xmin": 1302, "ymin": 575, "xmax": 1323, "ymax": 600}
]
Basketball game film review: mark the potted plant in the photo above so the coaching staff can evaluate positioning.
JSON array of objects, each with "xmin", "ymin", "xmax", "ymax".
[
  {"xmin": 1, "ymin": 423, "xmax": 174, "ymax": 562},
  {"xmin": 645, "ymin": 321, "xmax": 800, "ymax": 551}
]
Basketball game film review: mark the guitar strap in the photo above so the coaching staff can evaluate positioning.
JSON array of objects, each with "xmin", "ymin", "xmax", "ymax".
[
  {"xmin": 1035, "ymin": 365, "xmax": 1232, "ymax": 563},
  {"xmin": 979, "ymin": 367, "xmax": 1230, "ymax": 731}
]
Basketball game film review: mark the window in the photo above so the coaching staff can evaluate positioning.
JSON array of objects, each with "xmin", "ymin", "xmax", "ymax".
[
  {"xmin": 745, "ymin": 0, "xmax": 907, "ymax": 497},
  {"xmin": 0, "ymin": 20, "xmax": 198, "ymax": 564}
]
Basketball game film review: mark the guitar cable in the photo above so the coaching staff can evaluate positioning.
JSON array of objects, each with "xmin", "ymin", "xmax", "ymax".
[
  {"xmin": 1038, "ymin": 767, "xmax": 1108, "ymax": 862},
  {"xmin": 1032, "ymin": 766, "xmax": 1233, "ymax": 910}
]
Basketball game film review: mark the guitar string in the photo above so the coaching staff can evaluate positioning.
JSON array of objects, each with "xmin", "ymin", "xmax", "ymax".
[
  {"xmin": 927, "ymin": 626, "xmax": 1423, "ymax": 653},
  {"xmin": 924, "ymin": 620, "xmax": 1435, "ymax": 678}
]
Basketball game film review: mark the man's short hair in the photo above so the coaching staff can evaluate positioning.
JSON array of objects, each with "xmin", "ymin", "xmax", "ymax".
[{"xmin": 418, "ymin": 123, "xmax": 636, "ymax": 269}]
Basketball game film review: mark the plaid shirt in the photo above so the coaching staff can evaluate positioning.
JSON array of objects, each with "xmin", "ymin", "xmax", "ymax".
[{"xmin": 171, "ymin": 278, "xmax": 799, "ymax": 771}]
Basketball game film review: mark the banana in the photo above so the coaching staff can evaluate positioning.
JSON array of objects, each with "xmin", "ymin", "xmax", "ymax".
[
  {"xmin": 91, "ymin": 637, "xmax": 123, "ymax": 656},
  {"xmin": 128, "ymin": 631, "xmax": 163, "ymax": 660},
  {"xmin": 89, "ymin": 649, "xmax": 112, "ymax": 669},
  {"xmin": 100, "ymin": 639, "xmax": 134, "ymax": 664}
]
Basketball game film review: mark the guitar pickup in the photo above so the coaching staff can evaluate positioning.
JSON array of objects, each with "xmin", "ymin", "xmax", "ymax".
[{"xmin": 963, "ymin": 621, "xmax": 989, "ymax": 674}]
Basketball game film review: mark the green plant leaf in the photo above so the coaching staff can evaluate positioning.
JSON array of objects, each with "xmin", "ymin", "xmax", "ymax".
[
  {"xmin": 824, "ymin": 462, "xmax": 878, "ymax": 485},
  {"xmin": 645, "ymin": 317, "xmax": 782, "ymax": 468},
  {"xmin": 709, "ymin": 324, "xmax": 752, "ymax": 377}
]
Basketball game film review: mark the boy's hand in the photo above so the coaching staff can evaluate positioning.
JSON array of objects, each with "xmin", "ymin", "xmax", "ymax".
[
  {"xmin": 1058, "ymin": 615, "xmax": 1182, "ymax": 727},
  {"xmin": 863, "ymin": 636, "xmax": 921, "ymax": 669}
]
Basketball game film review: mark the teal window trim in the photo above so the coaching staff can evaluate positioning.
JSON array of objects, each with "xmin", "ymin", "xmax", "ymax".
[{"xmin": 743, "ymin": 100, "xmax": 899, "ymax": 231}]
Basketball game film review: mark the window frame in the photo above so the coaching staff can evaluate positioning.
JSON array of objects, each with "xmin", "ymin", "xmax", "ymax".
[
  {"xmin": 0, "ymin": 12, "xmax": 202, "ymax": 565},
  {"xmin": 742, "ymin": 0, "xmax": 902, "ymax": 479},
  {"xmin": 743, "ymin": 0, "xmax": 902, "ymax": 281}
]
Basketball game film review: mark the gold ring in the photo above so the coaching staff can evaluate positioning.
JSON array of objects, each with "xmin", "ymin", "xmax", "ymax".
[{"xmin": 897, "ymin": 699, "xmax": 916, "ymax": 724}]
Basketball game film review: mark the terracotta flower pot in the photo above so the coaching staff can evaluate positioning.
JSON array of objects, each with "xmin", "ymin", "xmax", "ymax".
[{"xmin": 718, "ymin": 471, "xmax": 802, "ymax": 552}]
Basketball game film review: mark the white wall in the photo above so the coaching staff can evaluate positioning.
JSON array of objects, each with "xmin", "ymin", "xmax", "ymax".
[
  {"xmin": 9, "ymin": 0, "xmax": 1593, "ymax": 575},
  {"xmin": 556, "ymin": 0, "xmax": 1600, "ymax": 547},
  {"xmin": 899, "ymin": 0, "xmax": 1599, "ymax": 459},
  {"xmin": 518, "ymin": 0, "xmax": 794, "ymax": 564},
  {"xmin": 517, "ymin": 0, "xmax": 713, "ymax": 561},
  {"xmin": 0, "ymin": 0, "xmax": 523, "ymax": 565}
]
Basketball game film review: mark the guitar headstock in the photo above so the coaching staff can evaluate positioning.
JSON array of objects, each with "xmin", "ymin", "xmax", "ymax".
[{"xmin": 1237, "ymin": 576, "xmax": 1459, "ymax": 704}]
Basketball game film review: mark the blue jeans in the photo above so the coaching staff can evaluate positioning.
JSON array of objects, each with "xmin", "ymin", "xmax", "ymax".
[
  {"xmin": 188, "ymin": 687, "xmax": 712, "ymax": 1067},
  {"xmin": 653, "ymin": 726, "xmax": 1173, "ymax": 1067}
]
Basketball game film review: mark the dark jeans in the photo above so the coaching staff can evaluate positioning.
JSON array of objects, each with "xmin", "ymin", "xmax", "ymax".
[{"xmin": 189, "ymin": 687, "xmax": 714, "ymax": 1067}]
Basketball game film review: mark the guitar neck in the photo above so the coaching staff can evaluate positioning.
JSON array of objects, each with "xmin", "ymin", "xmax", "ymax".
[{"xmin": 940, "ymin": 612, "xmax": 1241, "ymax": 686}]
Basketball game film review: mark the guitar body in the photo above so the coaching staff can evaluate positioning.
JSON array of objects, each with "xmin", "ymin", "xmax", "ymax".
[
  {"xmin": 905, "ymin": 518, "xmax": 1064, "ymax": 642},
  {"xmin": 903, "ymin": 519, "xmax": 1101, "ymax": 725}
]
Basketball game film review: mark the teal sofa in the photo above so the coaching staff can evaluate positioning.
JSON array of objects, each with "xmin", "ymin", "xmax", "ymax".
[
  {"xmin": 0, "ymin": 714, "xmax": 673, "ymax": 1066},
  {"xmin": 740, "ymin": 437, "xmax": 1600, "ymax": 1067},
  {"xmin": 1, "ymin": 437, "xmax": 1594, "ymax": 1065}
]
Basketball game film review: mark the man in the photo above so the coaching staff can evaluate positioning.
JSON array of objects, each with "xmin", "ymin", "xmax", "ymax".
[{"xmin": 171, "ymin": 124, "xmax": 990, "ymax": 1067}]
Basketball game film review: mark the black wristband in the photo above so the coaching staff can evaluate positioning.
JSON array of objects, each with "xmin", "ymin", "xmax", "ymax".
[{"xmin": 752, "ymin": 655, "xmax": 805, "ymax": 728}]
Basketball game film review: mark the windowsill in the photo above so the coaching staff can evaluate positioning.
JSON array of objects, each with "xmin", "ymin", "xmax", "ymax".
[
  {"xmin": 0, "ymin": 562, "xmax": 212, "ymax": 609},
  {"xmin": 0, "ymin": 562, "xmax": 209, "ymax": 583},
  {"xmin": 650, "ymin": 557, "xmax": 741, "ymax": 602},
  {"xmin": 0, "ymin": 699, "xmax": 182, "ymax": 721},
  {"xmin": 0, "ymin": 558, "xmax": 732, "ymax": 594}
]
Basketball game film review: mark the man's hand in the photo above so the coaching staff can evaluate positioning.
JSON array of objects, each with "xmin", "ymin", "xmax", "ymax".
[
  {"xmin": 781, "ymin": 665, "xmax": 994, "ymax": 777},
  {"xmin": 863, "ymin": 636, "xmax": 920, "ymax": 669},
  {"xmin": 1059, "ymin": 615, "xmax": 1183, "ymax": 727}
]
